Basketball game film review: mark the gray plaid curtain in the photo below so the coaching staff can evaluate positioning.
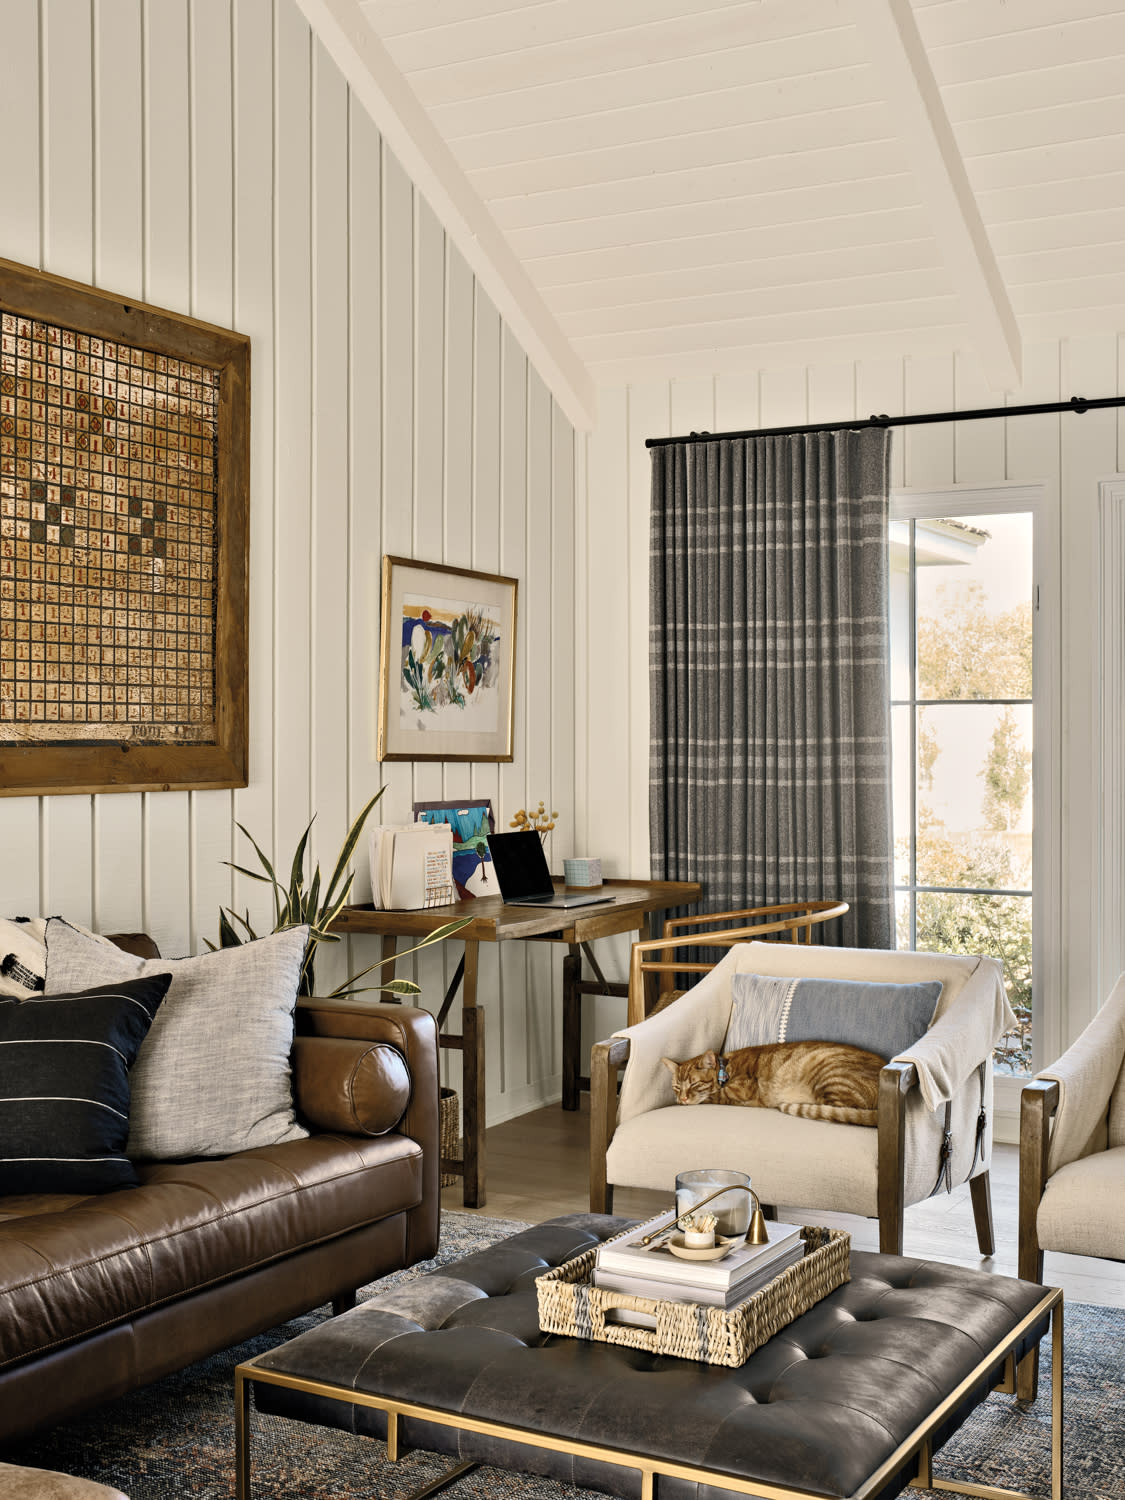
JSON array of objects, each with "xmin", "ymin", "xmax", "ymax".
[{"xmin": 649, "ymin": 429, "xmax": 894, "ymax": 949}]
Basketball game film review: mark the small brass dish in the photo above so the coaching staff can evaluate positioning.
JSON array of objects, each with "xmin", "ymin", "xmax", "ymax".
[{"xmin": 664, "ymin": 1233, "xmax": 745, "ymax": 1263}]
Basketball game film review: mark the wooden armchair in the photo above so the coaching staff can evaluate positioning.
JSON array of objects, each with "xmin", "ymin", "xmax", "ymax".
[
  {"xmin": 630, "ymin": 900, "xmax": 849, "ymax": 1025},
  {"xmin": 1017, "ymin": 972, "xmax": 1125, "ymax": 1397},
  {"xmin": 592, "ymin": 940, "xmax": 1012, "ymax": 1257}
]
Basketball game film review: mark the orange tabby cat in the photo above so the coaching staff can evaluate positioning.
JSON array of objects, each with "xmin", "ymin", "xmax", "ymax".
[{"xmin": 661, "ymin": 1041, "xmax": 882, "ymax": 1126}]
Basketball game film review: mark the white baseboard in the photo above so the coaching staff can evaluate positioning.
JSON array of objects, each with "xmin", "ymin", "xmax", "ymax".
[{"xmin": 485, "ymin": 1076, "xmax": 563, "ymax": 1128}]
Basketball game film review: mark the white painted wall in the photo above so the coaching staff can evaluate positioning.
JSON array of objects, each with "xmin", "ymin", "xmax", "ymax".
[
  {"xmin": 578, "ymin": 346, "xmax": 1125, "ymax": 1066},
  {"xmin": 0, "ymin": 0, "xmax": 575, "ymax": 1126}
]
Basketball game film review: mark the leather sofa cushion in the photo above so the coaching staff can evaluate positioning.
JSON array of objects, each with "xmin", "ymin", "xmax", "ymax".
[
  {"xmin": 0, "ymin": 1132, "xmax": 422, "ymax": 1370},
  {"xmin": 292, "ymin": 1036, "xmax": 411, "ymax": 1136}
]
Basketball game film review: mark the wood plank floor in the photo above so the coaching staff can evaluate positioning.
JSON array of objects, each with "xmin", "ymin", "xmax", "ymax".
[{"xmin": 442, "ymin": 1098, "xmax": 1125, "ymax": 1309}]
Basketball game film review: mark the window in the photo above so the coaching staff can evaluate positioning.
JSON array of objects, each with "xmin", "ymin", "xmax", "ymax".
[{"xmin": 890, "ymin": 486, "xmax": 1054, "ymax": 1077}]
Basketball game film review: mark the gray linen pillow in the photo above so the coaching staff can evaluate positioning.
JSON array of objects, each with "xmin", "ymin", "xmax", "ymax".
[{"xmin": 44, "ymin": 918, "xmax": 310, "ymax": 1159}]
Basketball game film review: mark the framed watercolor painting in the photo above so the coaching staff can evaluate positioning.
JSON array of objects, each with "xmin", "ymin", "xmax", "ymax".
[
  {"xmin": 413, "ymin": 798, "xmax": 496, "ymax": 898},
  {"xmin": 378, "ymin": 556, "xmax": 517, "ymax": 762}
]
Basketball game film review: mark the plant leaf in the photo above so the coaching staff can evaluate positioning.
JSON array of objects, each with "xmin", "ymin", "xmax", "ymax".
[
  {"xmin": 217, "ymin": 908, "xmax": 245, "ymax": 948},
  {"xmin": 325, "ymin": 974, "xmax": 423, "ymax": 999},
  {"xmin": 222, "ymin": 862, "xmax": 272, "ymax": 885},
  {"xmin": 288, "ymin": 822, "xmax": 315, "ymax": 912},
  {"xmin": 407, "ymin": 918, "xmax": 473, "ymax": 950},
  {"xmin": 234, "ymin": 821, "xmax": 280, "ymax": 887},
  {"xmin": 306, "ymin": 866, "xmax": 322, "ymax": 926},
  {"xmin": 288, "ymin": 817, "xmax": 314, "ymax": 903}
]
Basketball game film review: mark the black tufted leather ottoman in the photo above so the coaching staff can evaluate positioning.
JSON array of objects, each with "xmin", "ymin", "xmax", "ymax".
[{"xmin": 235, "ymin": 1214, "xmax": 1062, "ymax": 1500}]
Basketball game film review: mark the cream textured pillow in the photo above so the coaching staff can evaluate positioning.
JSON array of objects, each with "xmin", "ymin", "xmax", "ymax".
[
  {"xmin": 44, "ymin": 919, "xmax": 310, "ymax": 1159},
  {"xmin": 0, "ymin": 915, "xmax": 114, "ymax": 998}
]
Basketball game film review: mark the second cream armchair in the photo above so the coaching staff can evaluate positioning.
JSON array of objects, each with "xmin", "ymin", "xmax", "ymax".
[{"xmin": 1017, "ymin": 972, "xmax": 1125, "ymax": 1395}]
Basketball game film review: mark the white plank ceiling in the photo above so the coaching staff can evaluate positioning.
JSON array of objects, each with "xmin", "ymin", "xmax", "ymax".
[{"xmin": 350, "ymin": 0, "xmax": 1125, "ymax": 396}]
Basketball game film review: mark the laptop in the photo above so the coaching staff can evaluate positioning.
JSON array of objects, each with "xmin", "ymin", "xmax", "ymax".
[{"xmin": 486, "ymin": 832, "xmax": 614, "ymax": 909}]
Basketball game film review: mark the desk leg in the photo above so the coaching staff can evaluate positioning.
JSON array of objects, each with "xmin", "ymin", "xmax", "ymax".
[
  {"xmin": 460, "ymin": 940, "xmax": 486, "ymax": 1208},
  {"xmin": 562, "ymin": 944, "xmax": 581, "ymax": 1111},
  {"xmin": 381, "ymin": 934, "xmax": 399, "ymax": 991}
]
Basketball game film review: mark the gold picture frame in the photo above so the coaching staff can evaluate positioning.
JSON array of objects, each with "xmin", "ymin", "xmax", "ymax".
[
  {"xmin": 0, "ymin": 257, "xmax": 249, "ymax": 796},
  {"xmin": 378, "ymin": 556, "xmax": 517, "ymax": 762}
]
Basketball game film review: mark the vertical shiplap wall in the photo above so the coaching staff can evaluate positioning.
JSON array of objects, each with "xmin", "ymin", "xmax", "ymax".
[
  {"xmin": 0, "ymin": 0, "xmax": 576, "ymax": 1125},
  {"xmin": 579, "ymin": 343, "xmax": 1125, "ymax": 1053}
]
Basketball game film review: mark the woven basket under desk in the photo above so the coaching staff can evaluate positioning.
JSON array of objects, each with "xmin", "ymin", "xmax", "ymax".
[{"xmin": 536, "ymin": 1226, "xmax": 850, "ymax": 1368}]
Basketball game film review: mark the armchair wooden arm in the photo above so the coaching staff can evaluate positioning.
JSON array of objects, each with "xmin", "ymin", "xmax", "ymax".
[
  {"xmin": 877, "ymin": 1061, "xmax": 916, "ymax": 1255},
  {"xmin": 589, "ymin": 1036, "xmax": 631, "ymax": 1214},
  {"xmin": 876, "ymin": 1059, "xmax": 996, "ymax": 1260},
  {"xmin": 1016, "ymin": 1078, "xmax": 1060, "ymax": 1400},
  {"xmin": 1018, "ymin": 1078, "xmax": 1061, "ymax": 1284}
]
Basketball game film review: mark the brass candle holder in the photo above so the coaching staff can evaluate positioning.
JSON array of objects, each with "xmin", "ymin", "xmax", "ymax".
[{"xmin": 641, "ymin": 1183, "xmax": 769, "ymax": 1246}]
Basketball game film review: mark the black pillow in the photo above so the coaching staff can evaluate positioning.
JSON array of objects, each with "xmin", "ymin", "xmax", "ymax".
[{"xmin": 0, "ymin": 974, "xmax": 171, "ymax": 1194}]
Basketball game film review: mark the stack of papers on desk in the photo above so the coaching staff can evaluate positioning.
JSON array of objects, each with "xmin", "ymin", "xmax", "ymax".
[{"xmin": 368, "ymin": 824, "xmax": 454, "ymax": 910}]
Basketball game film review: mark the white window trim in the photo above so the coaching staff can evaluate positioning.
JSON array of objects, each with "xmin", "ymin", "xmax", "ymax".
[{"xmin": 890, "ymin": 480, "xmax": 1060, "ymax": 1145}]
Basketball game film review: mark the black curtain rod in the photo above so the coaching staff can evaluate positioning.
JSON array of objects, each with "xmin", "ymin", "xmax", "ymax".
[{"xmin": 644, "ymin": 394, "xmax": 1125, "ymax": 449}]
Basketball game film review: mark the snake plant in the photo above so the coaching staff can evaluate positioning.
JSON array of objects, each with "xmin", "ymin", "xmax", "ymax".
[{"xmin": 212, "ymin": 788, "xmax": 467, "ymax": 996}]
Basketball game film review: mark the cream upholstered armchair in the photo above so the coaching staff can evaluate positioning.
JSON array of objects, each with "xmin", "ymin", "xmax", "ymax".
[
  {"xmin": 1018, "ymin": 972, "xmax": 1125, "ymax": 1395},
  {"xmin": 590, "ymin": 939, "xmax": 1015, "ymax": 1256}
]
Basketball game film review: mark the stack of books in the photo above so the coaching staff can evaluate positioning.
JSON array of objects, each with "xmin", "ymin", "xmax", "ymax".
[{"xmin": 593, "ymin": 1212, "xmax": 805, "ymax": 1310}]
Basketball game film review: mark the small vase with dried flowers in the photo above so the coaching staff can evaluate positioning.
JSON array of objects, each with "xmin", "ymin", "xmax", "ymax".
[{"xmin": 508, "ymin": 800, "xmax": 558, "ymax": 840}]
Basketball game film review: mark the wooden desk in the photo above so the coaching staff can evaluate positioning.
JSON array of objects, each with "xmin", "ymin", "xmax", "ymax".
[{"xmin": 331, "ymin": 879, "xmax": 701, "ymax": 1208}]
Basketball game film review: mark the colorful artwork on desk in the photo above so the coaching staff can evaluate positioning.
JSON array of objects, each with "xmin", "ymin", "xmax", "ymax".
[{"xmin": 414, "ymin": 799, "xmax": 495, "ymax": 899}]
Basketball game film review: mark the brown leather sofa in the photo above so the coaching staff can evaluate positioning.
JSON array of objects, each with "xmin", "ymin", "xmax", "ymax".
[{"xmin": 0, "ymin": 934, "xmax": 441, "ymax": 1445}]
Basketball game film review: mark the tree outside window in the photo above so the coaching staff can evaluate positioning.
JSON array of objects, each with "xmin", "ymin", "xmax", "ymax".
[{"xmin": 891, "ymin": 514, "xmax": 1034, "ymax": 1074}]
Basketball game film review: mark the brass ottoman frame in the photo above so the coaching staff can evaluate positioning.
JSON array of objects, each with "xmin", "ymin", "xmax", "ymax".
[{"xmin": 235, "ymin": 1287, "xmax": 1062, "ymax": 1500}]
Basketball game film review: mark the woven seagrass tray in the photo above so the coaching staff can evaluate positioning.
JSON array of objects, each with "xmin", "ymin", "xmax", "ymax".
[{"xmin": 536, "ymin": 1226, "xmax": 850, "ymax": 1368}]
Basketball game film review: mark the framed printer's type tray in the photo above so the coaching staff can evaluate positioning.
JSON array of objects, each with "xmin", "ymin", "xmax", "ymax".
[{"xmin": 0, "ymin": 257, "xmax": 249, "ymax": 796}]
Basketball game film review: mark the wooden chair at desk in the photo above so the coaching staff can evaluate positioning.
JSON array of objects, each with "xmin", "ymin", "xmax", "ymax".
[{"xmin": 629, "ymin": 899, "xmax": 849, "ymax": 1026}]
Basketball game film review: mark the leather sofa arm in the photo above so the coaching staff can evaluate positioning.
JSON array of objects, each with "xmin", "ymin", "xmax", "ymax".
[
  {"xmin": 295, "ymin": 997, "xmax": 440, "ymax": 1263},
  {"xmin": 291, "ymin": 1035, "xmax": 412, "ymax": 1136},
  {"xmin": 107, "ymin": 932, "xmax": 161, "ymax": 959}
]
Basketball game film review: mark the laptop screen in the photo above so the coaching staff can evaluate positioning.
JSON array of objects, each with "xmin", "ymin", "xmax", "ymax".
[{"xmin": 486, "ymin": 832, "xmax": 554, "ymax": 901}]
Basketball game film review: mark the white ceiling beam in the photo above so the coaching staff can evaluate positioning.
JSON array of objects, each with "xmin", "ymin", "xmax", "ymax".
[
  {"xmin": 293, "ymin": 0, "xmax": 596, "ymax": 430},
  {"xmin": 851, "ymin": 0, "xmax": 1022, "ymax": 391}
]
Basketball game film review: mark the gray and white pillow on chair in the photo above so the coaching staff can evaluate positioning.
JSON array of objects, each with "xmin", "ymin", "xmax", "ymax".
[{"xmin": 725, "ymin": 972, "xmax": 943, "ymax": 1061}]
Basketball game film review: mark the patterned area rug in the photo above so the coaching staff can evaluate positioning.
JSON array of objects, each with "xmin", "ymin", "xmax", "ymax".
[{"xmin": 3, "ymin": 1212, "xmax": 1122, "ymax": 1499}]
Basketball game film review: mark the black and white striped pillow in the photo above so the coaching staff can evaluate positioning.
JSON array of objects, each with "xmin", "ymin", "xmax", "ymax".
[{"xmin": 0, "ymin": 974, "xmax": 172, "ymax": 1194}]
